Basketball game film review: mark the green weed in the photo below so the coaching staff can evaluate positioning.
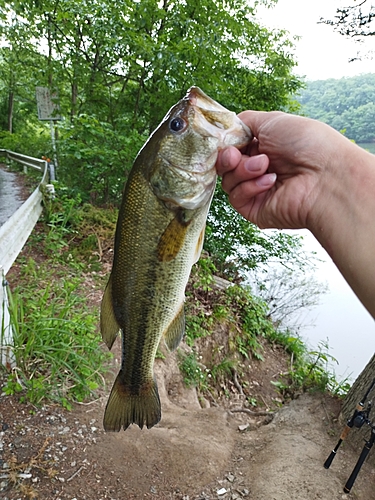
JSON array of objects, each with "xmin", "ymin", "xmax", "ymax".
[
  {"xmin": 178, "ymin": 351, "xmax": 209, "ymax": 391},
  {"xmin": 271, "ymin": 338, "xmax": 350, "ymax": 398},
  {"xmin": 3, "ymin": 272, "xmax": 111, "ymax": 408}
]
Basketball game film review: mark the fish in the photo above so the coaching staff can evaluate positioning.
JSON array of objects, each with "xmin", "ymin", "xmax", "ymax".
[{"xmin": 100, "ymin": 86, "xmax": 252, "ymax": 431}]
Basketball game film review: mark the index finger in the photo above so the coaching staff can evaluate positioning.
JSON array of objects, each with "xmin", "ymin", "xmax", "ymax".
[{"xmin": 216, "ymin": 146, "xmax": 242, "ymax": 177}]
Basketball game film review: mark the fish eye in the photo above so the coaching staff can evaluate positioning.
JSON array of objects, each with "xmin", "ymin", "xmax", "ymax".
[{"xmin": 169, "ymin": 117, "xmax": 186, "ymax": 133}]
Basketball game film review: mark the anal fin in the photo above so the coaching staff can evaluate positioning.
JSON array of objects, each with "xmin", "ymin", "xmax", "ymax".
[{"xmin": 163, "ymin": 304, "xmax": 185, "ymax": 352}]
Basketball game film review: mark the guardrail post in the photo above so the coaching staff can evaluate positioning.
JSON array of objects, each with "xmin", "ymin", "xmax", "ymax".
[
  {"xmin": 0, "ymin": 267, "xmax": 16, "ymax": 369},
  {"xmin": 49, "ymin": 162, "xmax": 56, "ymax": 182}
]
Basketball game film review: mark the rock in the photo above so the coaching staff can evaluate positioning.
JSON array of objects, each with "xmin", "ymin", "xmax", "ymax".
[{"xmin": 238, "ymin": 424, "xmax": 249, "ymax": 432}]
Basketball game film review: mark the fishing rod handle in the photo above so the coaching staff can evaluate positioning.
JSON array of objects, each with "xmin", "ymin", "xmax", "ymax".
[
  {"xmin": 343, "ymin": 443, "xmax": 371, "ymax": 493},
  {"xmin": 324, "ymin": 439, "xmax": 342, "ymax": 469},
  {"xmin": 324, "ymin": 424, "xmax": 353, "ymax": 469}
]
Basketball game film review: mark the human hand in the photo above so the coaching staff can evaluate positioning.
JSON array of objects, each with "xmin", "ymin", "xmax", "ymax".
[{"xmin": 216, "ymin": 110, "xmax": 350, "ymax": 230}]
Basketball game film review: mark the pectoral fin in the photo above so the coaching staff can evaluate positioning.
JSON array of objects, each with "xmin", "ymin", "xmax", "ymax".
[
  {"xmin": 194, "ymin": 226, "xmax": 205, "ymax": 263},
  {"xmin": 100, "ymin": 274, "xmax": 120, "ymax": 349},
  {"xmin": 163, "ymin": 303, "xmax": 185, "ymax": 352},
  {"xmin": 157, "ymin": 212, "xmax": 190, "ymax": 262}
]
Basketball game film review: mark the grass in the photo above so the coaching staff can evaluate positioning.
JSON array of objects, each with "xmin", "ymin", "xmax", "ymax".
[{"xmin": 3, "ymin": 264, "xmax": 111, "ymax": 408}]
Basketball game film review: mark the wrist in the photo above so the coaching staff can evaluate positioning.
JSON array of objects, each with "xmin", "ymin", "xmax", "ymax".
[{"xmin": 307, "ymin": 139, "xmax": 375, "ymax": 316}]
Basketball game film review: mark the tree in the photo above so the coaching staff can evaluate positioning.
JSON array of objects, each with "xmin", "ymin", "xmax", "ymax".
[
  {"xmin": 297, "ymin": 74, "xmax": 375, "ymax": 143},
  {"xmin": 321, "ymin": 1, "xmax": 375, "ymax": 62},
  {"xmin": 0, "ymin": 0, "xmax": 307, "ymax": 271},
  {"xmin": 322, "ymin": 1, "xmax": 375, "ymax": 39}
]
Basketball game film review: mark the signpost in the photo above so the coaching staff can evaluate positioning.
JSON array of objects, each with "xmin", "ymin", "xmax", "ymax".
[{"xmin": 35, "ymin": 86, "xmax": 61, "ymax": 170}]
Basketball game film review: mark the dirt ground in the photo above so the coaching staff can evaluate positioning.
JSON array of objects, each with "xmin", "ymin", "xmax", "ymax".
[{"xmin": 1, "ymin": 350, "xmax": 375, "ymax": 500}]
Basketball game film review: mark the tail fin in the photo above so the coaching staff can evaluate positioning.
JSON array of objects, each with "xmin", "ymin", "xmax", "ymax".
[{"xmin": 103, "ymin": 371, "xmax": 161, "ymax": 431}]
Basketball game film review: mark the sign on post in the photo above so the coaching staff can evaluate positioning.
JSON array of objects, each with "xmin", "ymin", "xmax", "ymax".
[
  {"xmin": 35, "ymin": 87, "xmax": 61, "ymax": 170},
  {"xmin": 35, "ymin": 87, "xmax": 61, "ymax": 121}
]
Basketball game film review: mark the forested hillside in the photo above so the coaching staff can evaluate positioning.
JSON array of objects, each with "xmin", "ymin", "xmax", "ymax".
[{"xmin": 297, "ymin": 73, "xmax": 375, "ymax": 143}]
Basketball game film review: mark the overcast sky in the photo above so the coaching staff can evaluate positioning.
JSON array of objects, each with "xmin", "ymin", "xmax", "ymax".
[{"xmin": 257, "ymin": 0, "xmax": 375, "ymax": 80}]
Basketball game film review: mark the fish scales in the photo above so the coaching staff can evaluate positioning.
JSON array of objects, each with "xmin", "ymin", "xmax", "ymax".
[{"xmin": 100, "ymin": 87, "xmax": 252, "ymax": 431}]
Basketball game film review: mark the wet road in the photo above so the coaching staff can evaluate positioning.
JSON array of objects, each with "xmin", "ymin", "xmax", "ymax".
[{"xmin": 0, "ymin": 167, "xmax": 25, "ymax": 226}]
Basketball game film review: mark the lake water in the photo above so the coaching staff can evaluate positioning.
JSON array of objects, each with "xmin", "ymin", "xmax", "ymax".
[{"xmin": 296, "ymin": 230, "xmax": 375, "ymax": 382}]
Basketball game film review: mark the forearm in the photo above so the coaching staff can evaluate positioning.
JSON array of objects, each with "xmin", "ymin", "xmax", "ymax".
[{"xmin": 308, "ymin": 141, "xmax": 375, "ymax": 318}]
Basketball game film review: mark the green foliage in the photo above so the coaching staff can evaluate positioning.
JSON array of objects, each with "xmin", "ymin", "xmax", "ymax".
[
  {"xmin": 270, "ymin": 336, "xmax": 350, "ymax": 398},
  {"xmin": 4, "ymin": 269, "xmax": 111, "ymax": 408},
  {"xmin": 38, "ymin": 183, "xmax": 117, "ymax": 267},
  {"xmin": 0, "ymin": 125, "xmax": 51, "ymax": 158},
  {"xmin": 39, "ymin": 183, "xmax": 84, "ymax": 260},
  {"xmin": 178, "ymin": 352, "xmax": 209, "ymax": 391},
  {"xmin": 223, "ymin": 284, "xmax": 275, "ymax": 361},
  {"xmin": 297, "ymin": 74, "xmax": 375, "ymax": 143},
  {"xmin": 58, "ymin": 115, "xmax": 146, "ymax": 204}
]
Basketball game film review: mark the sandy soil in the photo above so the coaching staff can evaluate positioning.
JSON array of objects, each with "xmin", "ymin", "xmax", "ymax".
[{"xmin": 1, "ymin": 350, "xmax": 374, "ymax": 500}]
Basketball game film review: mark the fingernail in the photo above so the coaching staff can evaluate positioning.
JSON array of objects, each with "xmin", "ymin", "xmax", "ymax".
[
  {"xmin": 256, "ymin": 173, "xmax": 277, "ymax": 187},
  {"xmin": 244, "ymin": 154, "xmax": 267, "ymax": 172},
  {"xmin": 220, "ymin": 148, "xmax": 233, "ymax": 169}
]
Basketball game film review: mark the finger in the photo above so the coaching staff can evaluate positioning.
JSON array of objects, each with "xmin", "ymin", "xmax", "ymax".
[
  {"xmin": 221, "ymin": 154, "xmax": 269, "ymax": 194},
  {"xmin": 216, "ymin": 147, "xmax": 242, "ymax": 176},
  {"xmin": 238, "ymin": 110, "xmax": 281, "ymax": 136},
  {"xmin": 228, "ymin": 173, "xmax": 277, "ymax": 211}
]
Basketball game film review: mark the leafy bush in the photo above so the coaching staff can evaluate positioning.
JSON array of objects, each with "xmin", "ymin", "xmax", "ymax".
[
  {"xmin": 58, "ymin": 115, "xmax": 147, "ymax": 204},
  {"xmin": 0, "ymin": 125, "xmax": 51, "ymax": 159}
]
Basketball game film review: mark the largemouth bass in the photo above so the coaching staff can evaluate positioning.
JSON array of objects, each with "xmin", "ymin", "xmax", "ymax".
[{"xmin": 100, "ymin": 87, "xmax": 252, "ymax": 431}]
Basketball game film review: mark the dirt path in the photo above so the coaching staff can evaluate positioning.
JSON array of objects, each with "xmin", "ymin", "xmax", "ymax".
[{"xmin": 1, "ymin": 352, "xmax": 374, "ymax": 500}]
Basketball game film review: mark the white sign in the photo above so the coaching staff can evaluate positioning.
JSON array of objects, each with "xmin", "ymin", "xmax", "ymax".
[{"xmin": 35, "ymin": 86, "xmax": 61, "ymax": 121}]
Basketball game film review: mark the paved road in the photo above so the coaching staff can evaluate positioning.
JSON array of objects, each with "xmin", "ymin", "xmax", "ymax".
[{"xmin": 0, "ymin": 167, "xmax": 24, "ymax": 226}]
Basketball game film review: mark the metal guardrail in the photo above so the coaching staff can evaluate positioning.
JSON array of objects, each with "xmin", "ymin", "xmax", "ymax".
[
  {"xmin": 0, "ymin": 149, "xmax": 47, "ymax": 171},
  {"xmin": 0, "ymin": 150, "xmax": 52, "ymax": 367}
]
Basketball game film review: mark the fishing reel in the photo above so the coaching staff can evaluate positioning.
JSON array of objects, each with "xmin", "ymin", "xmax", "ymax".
[{"xmin": 353, "ymin": 401, "xmax": 372, "ymax": 429}]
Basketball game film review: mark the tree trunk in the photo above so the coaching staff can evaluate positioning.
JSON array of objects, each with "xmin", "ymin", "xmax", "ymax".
[
  {"xmin": 7, "ymin": 91, "xmax": 14, "ymax": 133},
  {"xmin": 340, "ymin": 354, "xmax": 375, "ymax": 466},
  {"xmin": 71, "ymin": 81, "xmax": 78, "ymax": 119}
]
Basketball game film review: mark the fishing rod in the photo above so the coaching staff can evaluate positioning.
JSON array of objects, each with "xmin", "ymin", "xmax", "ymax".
[
  {"xmin": 323, "ymin": 377, "xmax": 375, "ymax": 493},
  {"xmin": 344, "ymin": 424, "xmax": 375, "ymax": 493},
  {"xmin": 324, "ymin": 377, "xmax": 375, "ymax": 469}
]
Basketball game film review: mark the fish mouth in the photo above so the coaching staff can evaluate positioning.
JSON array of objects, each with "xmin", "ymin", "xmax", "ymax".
[{"xmin": 186, "ymin": 86, "xmax": 252, "ymax": 149}]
